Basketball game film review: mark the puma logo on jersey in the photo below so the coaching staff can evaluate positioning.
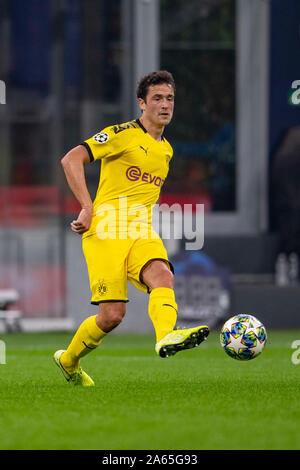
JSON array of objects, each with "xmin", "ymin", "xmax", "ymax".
[{"xmin": 140, "ymin": 146, "xmax": 149, "ymax": 156}]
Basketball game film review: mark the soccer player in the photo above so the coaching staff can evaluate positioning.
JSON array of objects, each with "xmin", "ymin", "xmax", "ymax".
[{"xmin": 54, "ymin": 70, "xmax": 209, "ymax": 386}]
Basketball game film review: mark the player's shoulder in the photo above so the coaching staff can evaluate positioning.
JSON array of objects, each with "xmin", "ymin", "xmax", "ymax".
[
  {"xmin": 91, "ymin": 120, "xmax": 139, "ymax": 143},
  {"xmin": 109, "ymin": 119, "xmax": 140, "ymax": 136}
]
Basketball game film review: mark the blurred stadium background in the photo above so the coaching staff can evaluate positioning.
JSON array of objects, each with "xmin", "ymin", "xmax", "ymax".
[{"xmin": 0, "ymin": 0, "xmax": 299, "ymax": 334}]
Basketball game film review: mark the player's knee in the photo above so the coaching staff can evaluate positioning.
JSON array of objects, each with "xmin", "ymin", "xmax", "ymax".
[
  {"xmin": 142, "ymin": 260, "xmax": 174, "ymax": 290},
  {"xmin": 109, "ymin": 309, "xmax": 125, "ymax": 326},
  {"xmin": 159, "ymin": 268, "xmax": 174, "ymax": 288},
  {"xmin": 98, "ymin": 303, "xmax": 126, "ymax": 330}
]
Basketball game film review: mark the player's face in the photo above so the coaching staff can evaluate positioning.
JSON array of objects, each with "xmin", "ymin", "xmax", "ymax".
[{"xmin": 139, "ymin": 83, "xmax": 175, "ymax": 127}]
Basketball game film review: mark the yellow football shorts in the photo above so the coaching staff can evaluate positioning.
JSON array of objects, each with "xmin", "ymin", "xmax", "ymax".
[{"xmin": 82, "ymin": 229, "xmax": 174, "ymax": 304}]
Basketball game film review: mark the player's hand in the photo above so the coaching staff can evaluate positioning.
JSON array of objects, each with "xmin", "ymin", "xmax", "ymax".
[{"xmin": 71, "ymin": 207, "xmax": 93, "ymax": 234}]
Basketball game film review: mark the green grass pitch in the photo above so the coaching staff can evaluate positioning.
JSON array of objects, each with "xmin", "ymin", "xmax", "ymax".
[{"xmin": 0, "ymin": 329, "xmax": 300, "ymax": 450}]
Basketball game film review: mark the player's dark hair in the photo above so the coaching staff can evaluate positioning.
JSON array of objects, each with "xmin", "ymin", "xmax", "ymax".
[{"xmin": 136, "ymin": 70, "xmax": 175, "ymax": 101}]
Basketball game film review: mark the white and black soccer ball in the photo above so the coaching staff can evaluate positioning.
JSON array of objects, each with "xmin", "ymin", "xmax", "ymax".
[{"xmin": 220, "ymin": 314, "xmax": 267, "ymax": 360}]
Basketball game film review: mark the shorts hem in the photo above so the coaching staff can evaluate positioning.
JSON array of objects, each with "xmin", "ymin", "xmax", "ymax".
[{"xmin": 91, "ymin": 299, "xmax": 129, "ymax": 305}]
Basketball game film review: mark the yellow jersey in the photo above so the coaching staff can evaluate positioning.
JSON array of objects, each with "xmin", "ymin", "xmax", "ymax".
[{"xmin": 81, "ymin": 119, "xmax": 173, "ymax": 239}]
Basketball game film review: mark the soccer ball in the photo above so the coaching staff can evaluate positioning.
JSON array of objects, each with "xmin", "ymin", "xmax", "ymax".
[{"xmin": 220, "ymin": 314, "xmax": 267, "ymax": 360}]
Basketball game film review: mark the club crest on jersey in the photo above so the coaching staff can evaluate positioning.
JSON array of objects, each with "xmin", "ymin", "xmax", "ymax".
[
  {"xmin": 97, "ymin": 279, "xmax": 108, "ymax": 296},
  {"xmin": 93, "ymin": 132, "xmax": 109, "ymax": 144}
]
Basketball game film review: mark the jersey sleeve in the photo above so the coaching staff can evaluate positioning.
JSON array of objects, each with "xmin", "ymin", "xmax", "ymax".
[{"xmin": 81, "ymin": 126, "xmax": 124, "ymax": 162}]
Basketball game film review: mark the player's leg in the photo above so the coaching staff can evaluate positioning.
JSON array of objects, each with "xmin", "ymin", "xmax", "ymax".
[
  {"xmin": 141, "ymin": 259, "xmax": 178, "ymax": 343},
  {"xmin": 53, "ymin": 314, "xmax": 107, "ymax": 386},
  {"xmin": 141, "ymin": 260, "xmax": 209, "ymax": 357},
  {"xmin": 54, "ymin": 235, "xmax": 128, "ymax": 385},
  {"xmin": 96, "ymin": 301, "xmax": 126, "ymax": 333},
  {"xmin": 128, "ymin": 233, "xmax": 210, "ymax": 358},
  {"xmin": 55, "ymin": 302, "xmax": 126, "ymax": 386},
  {"xmin": 127, "ymin": 233, "xmax": 179, "ymax": 344},
  {"xmin": 58, "ymin": 302, "xmax": 126, "ymax": 372},
  {"xmin": 59, "ymin": 302, "xmax": 126, "ymax": 369}
]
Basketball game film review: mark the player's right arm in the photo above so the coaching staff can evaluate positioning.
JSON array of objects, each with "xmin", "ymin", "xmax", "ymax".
[
  {"xmin": 61, "ymin": 125, "xmax": 128, "ymax": 233},
  {"xmin": 61, "ymin": 145, "xmax": 93, "ymax": 234}
]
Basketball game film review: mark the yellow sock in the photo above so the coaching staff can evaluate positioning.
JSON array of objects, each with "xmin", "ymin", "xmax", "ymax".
[
  {"xmin": 148, "ymin": 287, "xmax": 177, "ymax": 343},
  {"xmin": 61, "ymin": 315, "xmax": 106, "ymax": 372}
]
